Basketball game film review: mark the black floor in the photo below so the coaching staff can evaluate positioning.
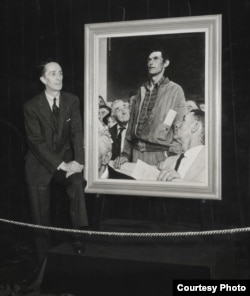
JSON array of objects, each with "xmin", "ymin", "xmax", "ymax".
[
  {"xmin": 43, "ymin": 245, "xmax": 210, "ymax": 296},
  {"xmin": 1, "ymin": 219, "xmax": 250, "ymax": 296}
]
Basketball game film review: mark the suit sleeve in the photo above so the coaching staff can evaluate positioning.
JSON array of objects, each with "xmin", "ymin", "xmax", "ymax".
[
  {"xmin": 70, "ymin": 97, "xmax": 84, "ymax": 165},
  {"xmin": 23, "ymin": 103, "xmax": 63, "ymax": 173},
  {"xmin": 173, "ymin": 86, "xmax": 186, "ymax": 128}
]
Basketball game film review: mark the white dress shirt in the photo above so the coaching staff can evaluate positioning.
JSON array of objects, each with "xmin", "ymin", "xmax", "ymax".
[
  {"xmin": 177, "ymin": 145, "xmax": 204, "ymax": 179},
  {"xmin": 45, "ymin": 91, "xmax": 60, "ymax": 110}
]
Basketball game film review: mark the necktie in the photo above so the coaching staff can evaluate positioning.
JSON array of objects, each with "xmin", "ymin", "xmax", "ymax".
[
  {"xmin": 117, "ymin": 126, "xmax": 125, "ymax": 155},
  {"xmin": 52, "ymin": 98, "xmax": 59, "ymax": 118},
  {"xmin": 174, "ymin": 153, "xmax": 185, "ymax": 171}
]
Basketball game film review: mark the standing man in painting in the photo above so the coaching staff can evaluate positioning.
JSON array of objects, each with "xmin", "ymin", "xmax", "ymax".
[
  {"xmin": 114, "ymin": 48, "xmax": 186, "ymax": 168},
  {"xmin": 23, "ymin": 60, "xmax": 88, "ymax": 263}
]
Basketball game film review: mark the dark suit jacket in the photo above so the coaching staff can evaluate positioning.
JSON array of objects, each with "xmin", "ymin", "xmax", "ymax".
[
  {"xmin": 109, "ymin": 123, "xmax": 119, "ymax": 160},
  {"xmin": 109, "ymin": 123, "xmax": 127, "ymax": 160},
  {"xmin": 108, "ymin": 165, "xmax": 134, "ymax": 180},
  {"xmin": 24, "ymin": 91, "xmax": 84, "ymax": 186}
]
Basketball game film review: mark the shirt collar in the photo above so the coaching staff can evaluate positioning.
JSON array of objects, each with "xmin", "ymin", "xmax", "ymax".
[
  {"xmin": 45, "ymin": 91, "xmax": 60, "ymax": 102},
  {"xmin": 145, "ymin": 76, "xmax": 166, "ymax": 90},
  {"xmin": 117, "ymin": 123, "xmax": 128, "ymax": 130}
]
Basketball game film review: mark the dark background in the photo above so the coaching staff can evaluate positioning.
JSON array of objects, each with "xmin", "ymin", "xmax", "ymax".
[
  {"xmin": 0, "ymin": 0, "xmax": 250, "ymax": 277},
  {"xmin": 1, "ymin": 0, "xmax": 249, "ymax": 229},
  {"xmin": 107, "ymin": 32, "xmax": 205, "ymax": 101}
]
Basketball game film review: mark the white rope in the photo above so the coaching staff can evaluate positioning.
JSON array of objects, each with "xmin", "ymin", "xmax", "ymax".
[{"xmin": 1, "ymin": 218, "xmax": 250, "ymax": 238}]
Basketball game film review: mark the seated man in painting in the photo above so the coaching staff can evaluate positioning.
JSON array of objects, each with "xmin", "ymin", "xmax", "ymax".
[
  {"xmin": 98, "ymin": 134, "xmax": 133, "ymax": 180},
  {"xmin": 157, "ymin": 109, "xmax": 206, "ymax": 183}
]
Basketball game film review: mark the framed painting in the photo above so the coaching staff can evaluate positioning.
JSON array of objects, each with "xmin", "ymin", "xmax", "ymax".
[{"xmin": 84, "ymin": 14, "xmax": 221, "ymax": 199}]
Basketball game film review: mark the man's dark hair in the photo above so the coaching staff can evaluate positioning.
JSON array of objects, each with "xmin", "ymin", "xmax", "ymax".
[
  {"xmin": 190, "ymin": 109, "xmax": 205, "ymax": 144},
  {"xmin": 196, "ymin": 99, "xmax": 205, "ymax": 109},
  {"xmin": 37, "ymin": 58, "xmax": 60, "ymax": 77},
  {"xmin": 99, "ymin": 95, "xmax": 106, "ymax": 107},
  {"xmin": 147, "ymin": 48, "xmax": 169, "ymax": 61},
  {"xmin": 99, "ymin": 105, "xmax": 112, "ymax": 126}
]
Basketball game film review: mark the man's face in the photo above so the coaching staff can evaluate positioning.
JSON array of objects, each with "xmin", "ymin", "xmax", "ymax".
[
  {"xmin": 185, "ymin": 100, "xmax": 199, "ymax": 114},
  {"xmin": 114, "ymin": 102, "xmax": 130, "ymax": 124},
  {"xmin": 175, "ymin": 113, "xmax": 195, "ymax": 148},
  {"xmin": 199, "ymin": 103, "xmax": 205, "ymax": 112},
  {"xmin": 99, "ymin": 107, "xmax": 110, "ymax": 122},
  {"xmin": 98, "ymin": 148, "xmax": 103, "ymax": 171},
  {"xmin": 98, "ymin": 139, "xmax": 112, "ymax": 171},
  {"xmin": 40, "ymin": 62, "xmax": 63, "ymax": 92},
  {"xmin": 147, "ymin": 51, "xmax": 169, "ymax": 77}
]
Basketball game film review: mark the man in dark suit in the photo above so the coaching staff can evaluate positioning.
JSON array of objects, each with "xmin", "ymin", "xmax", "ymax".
[
  {"xmin": 24, "ymin": 61, "xmax": 88, "ymax": 262},
  {"xmin": 109, "ymin": 100, "xmax": 130, "ymax": 160}
]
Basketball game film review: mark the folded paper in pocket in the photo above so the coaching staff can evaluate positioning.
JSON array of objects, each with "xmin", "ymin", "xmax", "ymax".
[{"xmin": 163, "ymin": 109, "xmax": 177, "ymax": 126}]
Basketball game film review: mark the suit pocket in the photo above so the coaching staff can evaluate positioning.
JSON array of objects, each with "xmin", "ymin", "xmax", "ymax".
[{"xmin": 63, "ymin": 119, "xmax": 71, "ymax": 136}]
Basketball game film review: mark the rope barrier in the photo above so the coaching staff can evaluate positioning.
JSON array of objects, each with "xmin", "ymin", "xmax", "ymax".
[{"xmin": 1, "ymin": 218, "xmax": 250, "ymax": 238}]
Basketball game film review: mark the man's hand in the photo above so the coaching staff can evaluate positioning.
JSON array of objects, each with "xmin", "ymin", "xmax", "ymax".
[
  {"xmin": 60, "ymin": 161, "xmax": 84, "ymax": 173},
  {"xmin": 113, "ymin": 156, "xmax": 129, "ymax": 169},
  {"xmin": 99, "ymin": 126, "xmax": 112, "ymax": 138},
  {"xmin": 157, "ymin": 168, "xmax": 181, "ymax": 181},
  {"xmin": 157, "ymin": 159, "xmax": 168, "ymax": 171}
]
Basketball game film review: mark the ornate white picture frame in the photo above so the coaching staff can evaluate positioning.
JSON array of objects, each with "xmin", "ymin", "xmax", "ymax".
[{"xmin": 84, "ymin": 15, "xmax": 221, "ymax": 199}]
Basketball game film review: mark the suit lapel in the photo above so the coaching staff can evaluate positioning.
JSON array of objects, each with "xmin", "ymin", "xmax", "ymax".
[
  {"xmin": 39, "ymin": 91, "xmax": 70, "ymax": 133},
  {"xmin": 110, "ymin": 124, "xmax": 118, "ymax": 139},
  {"xmin": 58, "ymin": 92, "xmax": 69, "ymax": 131},
  {"xmin": 39, "ymin": 92, "xmax": 57, "ymax": 131}
]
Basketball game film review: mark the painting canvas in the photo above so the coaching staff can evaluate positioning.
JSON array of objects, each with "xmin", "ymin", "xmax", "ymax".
[{"xmin": 84, "ymin": 15, "xmax": 221, "ymax": 199}]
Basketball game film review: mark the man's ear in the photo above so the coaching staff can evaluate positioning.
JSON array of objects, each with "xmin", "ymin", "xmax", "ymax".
[
  {"xmin": 163, "ymin": 59, "xmax": 170, "ymax": 68},
  {"xmin": 191, "ymin": 121, "xmax": 200, "ymax": 133},
  {"xmin": 102, "ymin": 151, "xmax": 112, "ymax": 165},
  {"xmin": 40, "ymin": 76, "xmax": 46, "ymax": 85}
]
